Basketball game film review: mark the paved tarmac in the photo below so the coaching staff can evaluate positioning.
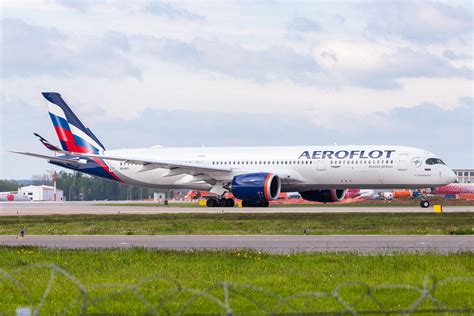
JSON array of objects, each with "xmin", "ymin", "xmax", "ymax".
[
  {"xmin": 0, "ymin": 201, "xmax": 472, "ymax": 216},
  {"xmin": 1, "ymin": 235, "xmax": 472, "ymax": 254}
]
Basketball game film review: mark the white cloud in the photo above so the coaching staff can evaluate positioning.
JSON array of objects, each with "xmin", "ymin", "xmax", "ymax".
[
  {"xmin": 144, "ymin": 1, "xmax": 205, "ymax": 20},
  {"xmin": 314, "ymin": 40, "xmax": 472, "ymax": 89},
  {"xmin": 1, "ymin": 18, "xmax": 142, "ymax": 79},
  {"xmin": 364, "ymin": 1, "xmax": 473, "ymax": 43},
  {"xmin": 0, "ymin": 0, "xmax": 472, "ymax": 178},
  {"xmin": 288, "ymin": 16, "xmax": 320, "ymax": 33}
]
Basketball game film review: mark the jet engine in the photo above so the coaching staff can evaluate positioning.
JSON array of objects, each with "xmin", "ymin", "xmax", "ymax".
[
  {"xmin": 231, "ymin": 173, "xmax": 281, "ymax": 202},
  {"xmin": 299, "ymin": 189, "xmax": 347, "ymax": 203}
]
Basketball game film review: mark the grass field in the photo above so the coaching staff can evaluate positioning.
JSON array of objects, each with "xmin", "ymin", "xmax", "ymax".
[
  {"xmin": 1, "ymin": 212, "xmax": 473, "ymax": 235},
  {"xmin": 0, "ymin": 248, "xmax": 473, "ymax": 314}
]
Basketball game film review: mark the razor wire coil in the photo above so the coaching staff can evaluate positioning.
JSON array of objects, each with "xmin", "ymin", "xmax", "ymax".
[{"xmin": 0, "ymin": 263, "xmax": 473, "ymax": 315}]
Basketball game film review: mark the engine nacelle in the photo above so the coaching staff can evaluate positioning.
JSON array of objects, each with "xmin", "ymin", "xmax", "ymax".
[
  {"xmin": 299, "ymin": 189, "xmax": 347, "ymax": 203},
  {"xmin": 231, "ymin": 173, "xmax": 281, "ymax": 202}
]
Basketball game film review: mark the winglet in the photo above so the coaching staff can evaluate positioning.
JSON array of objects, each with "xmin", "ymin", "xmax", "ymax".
[{"xmin": 34, "ymin": 133, "xmax": 62, "ymax": 152}]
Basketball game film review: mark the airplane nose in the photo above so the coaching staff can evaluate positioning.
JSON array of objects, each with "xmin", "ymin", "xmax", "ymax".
[{"xmin": 447, "ymin": 169, "xmax": 457, "ymax": 183}]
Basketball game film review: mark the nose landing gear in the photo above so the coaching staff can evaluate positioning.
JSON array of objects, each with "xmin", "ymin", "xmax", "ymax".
[{"xmin": 420, "ymin": 200, "xmax": 430, "ymax": 208}]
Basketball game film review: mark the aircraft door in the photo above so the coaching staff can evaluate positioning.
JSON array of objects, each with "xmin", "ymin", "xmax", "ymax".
[
  {"xmin": 398, "ymin": 153, "xmax": 408, "ymax": 171},
  {"xmin": 317, "ymin": 159, "xmax": 325, "ymax": 171}
]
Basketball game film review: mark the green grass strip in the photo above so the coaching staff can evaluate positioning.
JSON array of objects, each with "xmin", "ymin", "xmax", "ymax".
[{"xmin": 1, "ymin": 212, "xmax": 473, "ymax": 235}]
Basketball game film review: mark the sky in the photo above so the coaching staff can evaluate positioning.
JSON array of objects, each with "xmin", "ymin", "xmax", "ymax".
[{"xmin": 0, "ymin": 0, "xmax": 473, "ymax": 179}]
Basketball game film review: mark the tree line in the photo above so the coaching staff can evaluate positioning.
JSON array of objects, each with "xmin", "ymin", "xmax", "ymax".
[{"xmin": 0, "ymin": 180, "xmax": 19, "ymax": 192}]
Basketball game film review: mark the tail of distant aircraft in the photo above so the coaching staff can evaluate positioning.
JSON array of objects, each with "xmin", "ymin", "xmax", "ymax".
[{"xmin": 42, "ymin": 92, "xmax": 105, "ymax": 154}]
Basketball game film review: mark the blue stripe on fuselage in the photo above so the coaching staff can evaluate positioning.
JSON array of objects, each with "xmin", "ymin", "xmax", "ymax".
[{"xmin": 49, "ymin": 158, "xmax": 117, "ymax": 181}]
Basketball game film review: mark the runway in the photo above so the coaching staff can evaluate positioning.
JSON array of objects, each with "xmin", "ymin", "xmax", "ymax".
[
  {"xmin": 1, "ymin": 235, "xmax": 473, "ymax": 254},
  {"xmin": 0, "ymin": 201, "xmax": 472, "ymax": 216}
]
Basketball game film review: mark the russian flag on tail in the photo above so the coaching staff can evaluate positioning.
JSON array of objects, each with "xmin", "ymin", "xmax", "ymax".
[
  {"xmin": 42, "ymin": 92, "xmax": 123, "ymax": 182},
  {"xmin": 43, "ymin": 92, "xmax": 105, "ymax": 154}
]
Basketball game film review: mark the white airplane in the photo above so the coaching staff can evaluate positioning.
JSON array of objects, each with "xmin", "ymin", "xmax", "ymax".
[
  {"xmin": 13, "ymin": 92, "xmax": 457, "ymax": 208},
  {"xmin": 0, "ymin": 192, "xmax": 30, "ymax": 201}
]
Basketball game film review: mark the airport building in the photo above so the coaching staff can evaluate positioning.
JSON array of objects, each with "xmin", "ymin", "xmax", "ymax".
[
  {"xmin": 453, "ymin": 169, "xmax": 474, "ymax": 183},
  {"xmin": 18, "ymin": 185, "xmax": 64, "ymax": 201}
]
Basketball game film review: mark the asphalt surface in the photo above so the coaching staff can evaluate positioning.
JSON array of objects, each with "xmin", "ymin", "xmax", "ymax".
[
  {"xmin": 0, "ymin": 201, "xmax": 472, "ymax": 215},
  {"xmin": 1, "ymin": 235, "xmax": 473, "ymax": 254}
]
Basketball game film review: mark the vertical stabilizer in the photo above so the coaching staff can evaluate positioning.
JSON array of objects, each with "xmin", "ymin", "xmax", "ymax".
[{"xmin": 42, "ymin": 92, "xmax": 105, "ymax": 153}]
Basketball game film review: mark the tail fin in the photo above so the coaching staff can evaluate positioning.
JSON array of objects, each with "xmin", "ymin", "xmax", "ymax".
[{"xmin": 42, "ymin": 92, "xmax": 105, "ymax": 153}]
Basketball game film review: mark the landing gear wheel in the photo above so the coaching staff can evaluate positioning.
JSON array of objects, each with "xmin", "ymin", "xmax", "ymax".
[
  {"xmin": 218, "ymin": 198, "xmax": 228, "ymax": 207},
  {"xmin": 420, "ymin": 200, "xmax": 430, "ymax": 208},
  {"xmin": 242, "ymin": 200, "xmax": 249, "ymax": 207},
  {"xmin": 226, "ymin": 198, "xmax": 235, "ymax": 207},
  {"xmin": 262, "ymin": 201, "xmax": 269, "ymax": 207},
  {"xmin": 206, "ymin": 198, "xmax": 218, "ymax": 207}
]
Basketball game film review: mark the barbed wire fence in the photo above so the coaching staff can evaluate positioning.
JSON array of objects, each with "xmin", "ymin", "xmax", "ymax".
[{"xmin": 1, "ymin": 263, "xmax": 473, "ymax": 315}]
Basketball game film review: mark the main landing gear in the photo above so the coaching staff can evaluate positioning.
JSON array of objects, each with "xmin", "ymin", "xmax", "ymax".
[
  {"xmin": 206, "ymin": 197, "xmax": 235, "ymax": 208},
  {"xmin": 205, "ymin": 198, "xmax": 270, "ymax": 207}
]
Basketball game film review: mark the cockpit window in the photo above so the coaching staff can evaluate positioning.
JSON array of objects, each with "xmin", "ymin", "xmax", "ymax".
[{"xmin": 425, "ymin": 158, "xmax": 445, "ymax": 165}]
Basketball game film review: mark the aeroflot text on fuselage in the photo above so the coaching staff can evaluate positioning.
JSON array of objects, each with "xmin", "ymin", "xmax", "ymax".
[{"xmin": 298, "ymin": 150, "xmax": 397, "ymax": 160}]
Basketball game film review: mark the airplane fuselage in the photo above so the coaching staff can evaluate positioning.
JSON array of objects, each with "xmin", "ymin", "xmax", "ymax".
[{"xmin": 64, "ymin": 145, "xmax": 456, "ymax": 191}]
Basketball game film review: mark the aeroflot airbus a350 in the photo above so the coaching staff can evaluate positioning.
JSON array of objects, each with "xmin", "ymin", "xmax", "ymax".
[{"xmin": 14, "ymin": 92, "xmax": 457, "ymax": 208}]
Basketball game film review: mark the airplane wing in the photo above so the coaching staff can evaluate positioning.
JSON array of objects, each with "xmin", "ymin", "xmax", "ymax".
[
  {"xmin": 12, "ymin": 150, "xmax": 232, "ymax": 178},
  {"xmin": 63, "ymin": 152, "xmax": 232, "ymax": 175},
  {"xmin": 73, "ymin": 152, "xmax": 307, "ymax": 185},
  {"xmin": 11, "ymin": 151, "xmax": 305, "ymax": 185},
  {"xmin": 11, "ymin": 151, "xmax": 87, "ymax": 166}
]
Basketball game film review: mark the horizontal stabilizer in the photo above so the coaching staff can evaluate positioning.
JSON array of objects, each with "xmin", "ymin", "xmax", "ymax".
[
  {"xmin": 34, "ymin": 133, "xmax": 62, "ymax": 152},
  {"xmin": 11, "ymin": 151, "xmax": 87, "ymax": 165}
]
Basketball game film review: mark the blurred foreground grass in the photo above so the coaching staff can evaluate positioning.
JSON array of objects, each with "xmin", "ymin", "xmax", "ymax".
[{"xmin": 0, "ymin": 247, "xmax": 473, "ymax": 314}]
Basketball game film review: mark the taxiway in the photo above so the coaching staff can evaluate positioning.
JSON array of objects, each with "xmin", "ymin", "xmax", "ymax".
[
  {"xmin": 1, "ymin": 235, "xmax": 472, "ymax": 254},
  {"xmin": 0, "ymin": 201, "xmax": 472, "ymax": 216}
]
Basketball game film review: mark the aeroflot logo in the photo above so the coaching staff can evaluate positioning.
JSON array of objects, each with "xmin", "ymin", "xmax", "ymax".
[{"xmin": 298, "ymin": 150, "xmax": 396, "ymax": 160}]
